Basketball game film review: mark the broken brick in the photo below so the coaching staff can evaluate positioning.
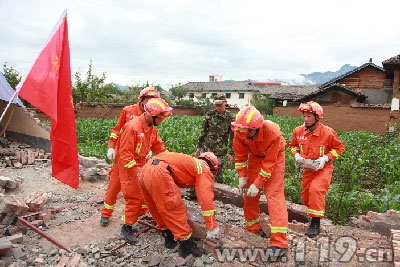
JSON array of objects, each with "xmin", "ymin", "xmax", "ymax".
[
  {"xmin": 0, "ymin": 240, "xmax": 12, "ymax": 256},
  {"xmin": 38, "ymin": 211, "xmax": 52, "ymax": 222}
]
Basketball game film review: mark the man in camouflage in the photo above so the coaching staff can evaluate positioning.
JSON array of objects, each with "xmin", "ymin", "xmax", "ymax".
[{"xmin": 195, "ymin": 95, "xmax": 235, "ymax": 183}]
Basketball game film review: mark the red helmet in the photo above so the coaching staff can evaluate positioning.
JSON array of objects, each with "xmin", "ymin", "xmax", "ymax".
[
  {"xmin": 198, "ymin": 152, "xmax": 219, "ymax": 173},
  {"xmin": 298, "ymin": 101, "xmax": 324, "ymax": 119},
  {"xmin": 138, "ymin": 86, "xmax": 160, "ymax": 100},
  {"xmin": 144, "ymin": 98, "xmax": 172, "ymax": 117},
  {"xmin": 231, "ymin": 106, "xmax": 263, "ymax": 129}
]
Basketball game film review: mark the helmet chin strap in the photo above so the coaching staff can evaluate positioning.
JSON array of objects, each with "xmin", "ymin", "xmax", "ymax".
[
  {"xmin": 305, "ymin": 119, "xmax": 319, "ymax": 130},
  {"xmin": 152, "ymin": 116, "xmax": 158, "ymax": 127}
]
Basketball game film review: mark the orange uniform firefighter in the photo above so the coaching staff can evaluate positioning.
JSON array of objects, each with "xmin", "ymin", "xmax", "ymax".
[
  {"xmin": 101, "ymin": 87, "xmax": 160, "ymax": 226},
  {"xmin": 103, "ymin": 98, "xmax": 172, "ymax": 244},
  {"xmin": 139, "ymin": 151, "xmax": 219, "ymax": 258},
  {"xmin": 232, "ymin": 106, "xmax": 288, "ymax": 258},
  {"xmin": 290, "ymin": 101, "xmax": 345, "ymax": 238}
]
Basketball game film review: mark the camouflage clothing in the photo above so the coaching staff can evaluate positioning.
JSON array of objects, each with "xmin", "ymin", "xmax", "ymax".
[{"xmin": 197, "ymin": 109, "xmax": 235, "ymax": 183}]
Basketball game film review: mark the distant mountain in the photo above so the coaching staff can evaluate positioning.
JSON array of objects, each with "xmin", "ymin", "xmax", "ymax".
[
  {"xmin": 301, "ymin": 64, "xmax": 357, "ymax": 85},
  {"xmin": 112, "ymin": 83, "xmax": 129, "ymax": 90}
]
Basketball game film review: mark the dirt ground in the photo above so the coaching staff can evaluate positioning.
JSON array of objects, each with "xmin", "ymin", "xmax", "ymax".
[{"xmin": 0, "ymin": 163, "xmax": 395, "ymax": 267}]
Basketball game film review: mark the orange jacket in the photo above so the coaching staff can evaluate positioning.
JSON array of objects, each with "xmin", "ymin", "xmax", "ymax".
[
  {"xmin": 108, "ymin": 104, "xmax": 143, "ymax": 148},
  {"xmin": 152, "ymin": 152, "xmax": 217, "ymax": 227},
  {"xmin": 290, "ymin": 123, "xmax": 345, "ymax": 162},
  {"xmin": 234, "ymin": 120, "xmax": 286, "ymax": 188},
  {"xmin": 117, "ymin": 114, "xmax": 166, "ymax": 173}
]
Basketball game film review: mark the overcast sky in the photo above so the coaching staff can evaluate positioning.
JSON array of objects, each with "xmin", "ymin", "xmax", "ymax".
[{"xmin": 1, "ymin": 0, "xmax": 399, "ymax": 88}]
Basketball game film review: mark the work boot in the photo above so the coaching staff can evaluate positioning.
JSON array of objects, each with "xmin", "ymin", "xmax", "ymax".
[
  {"xmin": 305, "ymin": 217, "xmax": 320, "ymax": 238},
  {"xmin": 267, "ymin": 246, "xmax": 288, "ymax": 262},
  {"xmin": 100, "ymin": 216, "xmax": 109, "ymax": 226},
  {"xmin": 161, "ymin": 229, "xmax": 177, "ymax": 249},
  {"xmin": 121, "ymin": 224, "xmax": 138, "ymax": 244},
  {"xmin": 178, "ymin": 237, "xmax": 203, "ymax": 258}
]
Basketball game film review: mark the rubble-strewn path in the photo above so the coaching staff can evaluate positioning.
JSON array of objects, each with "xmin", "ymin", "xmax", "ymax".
[{"xmin": 0, "ymin": 155, "xmax": 398, "ymax": 266}]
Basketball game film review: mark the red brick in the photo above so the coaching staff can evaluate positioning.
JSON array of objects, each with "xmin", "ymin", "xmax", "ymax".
[
  {"xmin": 66, "ymin": 253, "xmax": 81, "ymax": 267},
  {"xmin": 289, "ymin": 222, "xmax": 306, "ymax": 233},
  {"xmin": 38, "ymin": 211, "xmax": 52, "ymax": 222},
  {"xmin": 56, "ymin": 256, "xmax": 70, "ymax": 267},
  {"xmin": 5, "ymin": 233, "xmax": 24, "ymax": 244},
  {"xmin": 0, "ymin": 240, "xmax": 12, "ymax": 255}
]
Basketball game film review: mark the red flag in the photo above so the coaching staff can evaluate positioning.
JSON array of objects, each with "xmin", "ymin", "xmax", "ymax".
[{"xmin": 18, "ymin": 11, "xmax": 79, "ymax": 188}]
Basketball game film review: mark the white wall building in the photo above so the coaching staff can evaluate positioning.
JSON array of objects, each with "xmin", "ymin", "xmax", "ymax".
[{"xmin": 182, "ymin": 80, "xmax": 260, "ymax": 109}]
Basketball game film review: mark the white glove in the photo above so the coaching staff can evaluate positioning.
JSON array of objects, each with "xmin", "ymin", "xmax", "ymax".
[
  {"xmin": 107, "ymin": 148, "xmax": 115, "ymax": 161},
  {"xmin": 146, "ymin": 150, "xmax": 153, "ymax": 159},
  {"xmin": 247, "ymin": 184, "xmax": 260, "ymax": 197},
  {"xmin": 294, "ymin": 153, "xmax": 304, "ymax": 162},
  {"xmin": 238, "ymin": 177, "xmax": 248, "ymax": 194},
  {"xmin": 206, "ymin": 227, "xmax": 220, "ymax": 239},
  {"xmin": 316, "ymin": 155, "xmax": 329, "ymax": 170}
]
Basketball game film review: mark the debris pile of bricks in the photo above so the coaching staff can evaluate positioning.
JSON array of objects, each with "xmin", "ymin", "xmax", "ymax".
[
  {"xmin": 392, "ymin": 229, "xmax": 400, "ymax": 267},
  {"xmin": 0, "ymin": 141, "xmax": 50, "ymax": 169},
  {"xmin": 78, "ymin": 155, "xmax": 110, "ymax": 182},
  {"xmin": 0, "ymin": 191, "xmax": 53, "ymax": 258},
  {"xmin": 0, "ymin": 175, "xmax": 24, "ymax": 193},
  {"xmin": 352, "ymin": 209, "xmax": 400, "ymax": 237}
]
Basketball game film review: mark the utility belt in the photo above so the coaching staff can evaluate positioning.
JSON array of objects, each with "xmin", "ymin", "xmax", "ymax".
[{"xmin": 151, "ymin": 159, "xmax": 173, "ymax": 175}]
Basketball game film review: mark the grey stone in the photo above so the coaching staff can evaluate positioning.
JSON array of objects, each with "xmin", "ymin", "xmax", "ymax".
[
  {"xmin": 12, "ymin": 246, "xmax": 24, "ymax": 260},
  {"xmin": 147, "ymin": 255, "xmax": 161, "ymax": 266}
]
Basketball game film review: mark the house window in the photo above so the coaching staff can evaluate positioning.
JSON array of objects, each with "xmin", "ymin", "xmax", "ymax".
[
  {"xmin": 189, "ymin": 93, "xmax": 194, "ymax": 98},
  {"xmin": 225, "ymin": 93, "xmax": 231, "ymax": 99},
  {"xmin": 202, "ymin": 93, "xmax": 207, "ymax": 98},
  {"xmin": 239, "ymin": 93, "xmax": 245, "ymax": 99},
  {"xmin": 211, "ymin": 93, "xmax": 217, "ymax": 97}
]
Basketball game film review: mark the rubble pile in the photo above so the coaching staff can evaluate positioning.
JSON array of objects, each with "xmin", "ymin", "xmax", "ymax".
[
  {"xmin": 78, "ymin": 155, "xmax": 110, "ymax": 182},
  {"xmin": 0, "ymin": 138, "xmax": 50, "ymax": 169},
  {"xmin": 352, "ymin": 210, "xmax": 400, "ymax": 237}
]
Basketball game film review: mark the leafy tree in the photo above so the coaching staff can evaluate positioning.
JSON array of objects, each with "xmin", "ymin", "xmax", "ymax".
[
  {"xmin": 169, "ymin": 83, "xmax": 189, "ymax": 101},
  {"xmin": 2, "ymin": 63, "xmax": 22, "ymax": 89},
  {"xmin": 250, "ymin": 93, "xmax": 275, "ymax": 115},
  {"xmin": 73, "ymin": 60, "xmax": 122, "ymax": 103}
]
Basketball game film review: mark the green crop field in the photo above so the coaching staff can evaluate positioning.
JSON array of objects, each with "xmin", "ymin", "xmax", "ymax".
[{"xmin": 76, "ymin": 116, "xmax": 400, "ymax": 224}]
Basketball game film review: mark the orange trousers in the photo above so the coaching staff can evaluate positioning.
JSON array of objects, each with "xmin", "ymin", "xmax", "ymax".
[
  {"xmin": 139, "ymin": 161, "xmax": 192, "ymax": 240},
  {"xmin": 301, "ymin": 166, "xmax": 333, "ymax": 218},
  {"xmin": 244, "ymin": 149, "xmax": 288, "ymax": 248},
  {"xmin": 101, "ymin": 161, "xmax": 147, "ymax": 224}
]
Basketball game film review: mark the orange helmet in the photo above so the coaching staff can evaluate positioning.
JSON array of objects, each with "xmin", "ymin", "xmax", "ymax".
[
  {"xmin": 231, "ymin": 106, "xmax": 263, "ymax": 129},
  {"xmin": 138, "ymin": 86, "xmax": 160, "ymax": 100},
  {"xmin": 144, "ymin": 98, "xmax": 172, "ymax": 118},
  {"xmin": 298, "ymin": 101, "xmax": 324, "ymax": 119},
  {"xmin": 198, "ymin": 152, "xmax": 219, "ymax": 173}
]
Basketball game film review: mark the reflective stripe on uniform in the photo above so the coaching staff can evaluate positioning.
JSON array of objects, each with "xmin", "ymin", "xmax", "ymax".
[
  {"xmin": 141, "ymin": 205, "xmax": 148, "ymax": 209},
  {"xmin": 259, "ymin": 169, "xmax": 271, "ymax": 178},
  {"xmin": 320, "ymin": 147, "xmax": 325, "ymax": 157},
  {"xmin": 235, "ymin": 161, "xmax": 248, "ymax": 169},
  {"xmin": 194, "ymin": 159, "xmax": 203, "ymax": 174},
  {"xmin": 103, "ymin": 203, "xmax": 114, "ymax": 210},
  {"xmin": 330, "ymin": 149, "xmax": 339, "ymax": 158},
  {"xmin": 291, "ymin": 147, "xmax": 300, "ymax": 153},
  {"xmin": 110, "ymin": 133, "xmax": 118, "ymax": 139},
  {"xmin": 271, "ymin": 227, "xmax": 288, "ymax": 233},
  {"xmin": 124, "ymin": 159, "xmax": 137, "ymax": 168},
  {"xmin": 121, "ymin": 215, "xmax": 137, "ymax": 226},
  {"xmin": 135, "ymin": 143, "xmax": 142, "ymax": 154},
  {"xmin": 307, "ymin": 209, "xmax": 325, "ymax": 216},
  {"xmin": 201, "ymin": 210, "xmax": 216, "ymax": 217},
  {"xmin": 245, "ymin": 218, "xmax": 260, "ymax": 226},
  {"xmin": 179, "ymin": 232, "xmax": 192, "ymax": 241}
]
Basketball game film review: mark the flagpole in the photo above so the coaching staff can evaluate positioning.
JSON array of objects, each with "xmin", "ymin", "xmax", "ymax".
[{"xmin": 0, "ymin": 89, "xmax": 19, "ymax": 125}]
